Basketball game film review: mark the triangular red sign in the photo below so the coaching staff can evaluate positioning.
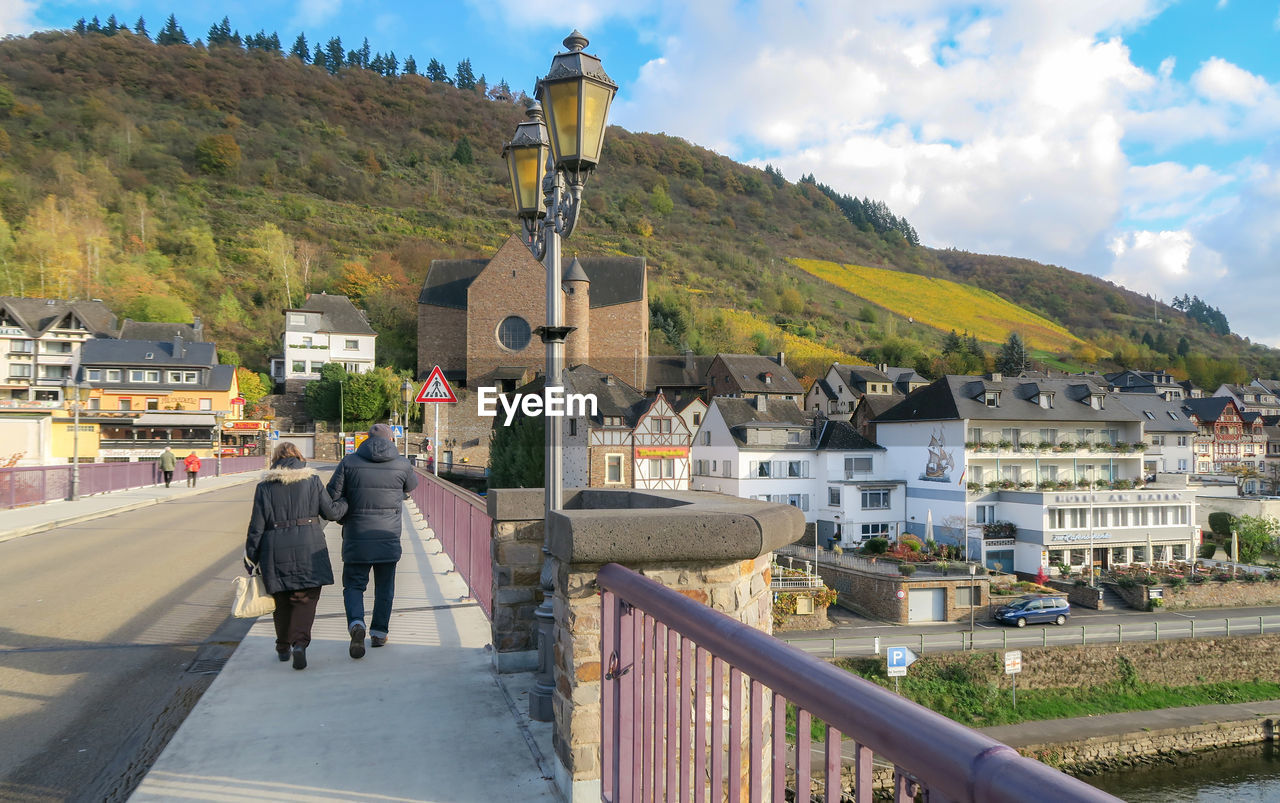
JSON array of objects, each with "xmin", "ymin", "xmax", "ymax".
[{"xmin": 415, "ymin": 365, "xmax": 457, "ymax": 403}]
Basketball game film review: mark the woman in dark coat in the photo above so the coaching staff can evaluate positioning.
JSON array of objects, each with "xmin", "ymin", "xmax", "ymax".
[{"xmin": 245, "ymin": 442, "xmax": 347, "ymax": 670}]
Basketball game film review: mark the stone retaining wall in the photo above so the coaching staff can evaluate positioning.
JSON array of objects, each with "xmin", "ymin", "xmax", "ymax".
[{"xmin": 814, "ymin": 562, "xmax": 989, "ymax": 623}]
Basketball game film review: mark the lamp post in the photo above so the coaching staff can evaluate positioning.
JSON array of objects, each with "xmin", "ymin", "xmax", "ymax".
[
  {"xmin": 214, "ymin": 411, "xmax": 226, "ymax": 476},
  {"xmin": 400, "ymin": 378, "xmax": 412, "ymax": 459},
  {"xmin": 969, "ymin": 562, "xmax": 977, "ymax": 637},
  {"xmin": 62, "ymin": 377, "xmax": 86, "ymax": 501},
  {"xmin": 503, "ymin": 31, "xmax": 616, "ymax": 723}
]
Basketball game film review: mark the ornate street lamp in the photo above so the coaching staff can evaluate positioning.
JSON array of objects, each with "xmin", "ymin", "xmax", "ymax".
[
  {"xmin": 62, "ymin": 376, "xmax": 89, "ymax": 501},
  {"xmin": 502, "ymin": 31, "xmax": 616, "ymax": 723},
  {"xmin": 215, "ymin": 411, "xmax": 227, "ymax": 476}
]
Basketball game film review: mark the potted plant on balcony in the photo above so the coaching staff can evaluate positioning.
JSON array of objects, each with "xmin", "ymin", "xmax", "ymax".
[
  {"xmin": 1132, "ymin": 442, "xmax": 1148, "ymax": 451},
  {"xmin": 998, "ymin": 479, "xmax": 1016, "ymax": 490},
  {"xmin": 1037, "ymin": 440, "xmax": 1055, "ymax": 452},
  {"xmin": 1018, "ymin": 480, "xmax": 1034, "ymax": 489},
  {"xmin": 899, "ymin": 563, "xmax": 917, "ymax": 577},
  {"xmin": 1037, "ymin": 480, "xmax": 1058, "ymax": 491},
  {"xmin": 1076, "ymin": 478, "xmax": 1093, "ymax": 489},
  {"xmin": 1112, "ymin": 479, "xmax": 1134, "ymax": 490},
  {"xmin": 985, "ymin": 480, "xmax": 1002, "ymax": 492},
  {"xmin": 996, "ymin": 438, "xmax": 1013, "ymax": 450},
  {"xmin": 964, "ymin": 441, "xmax": 980, "ymax": 450},
  {"xmin": 967, "ymin": 481, "xmax": 985, "ymax": 493},
  {"xmin": 1115, "ymin": 442, "xmax": 1132, "ymax": 454},
  {"xmin": 1094, "ymin": 478, "xmax": 1112, "ymax": 489},
  {"xmin": 1055, "ymin": 441, "xmax": 1073, "ymax": 452}
]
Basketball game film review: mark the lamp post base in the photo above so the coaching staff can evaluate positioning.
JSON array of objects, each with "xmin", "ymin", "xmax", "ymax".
[{"xmin": 529, "ymin": 598, "xmax": 556, "ymax": 722}]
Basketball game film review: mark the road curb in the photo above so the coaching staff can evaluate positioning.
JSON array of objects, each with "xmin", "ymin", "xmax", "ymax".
[{"xmin": 0, "ymin": 476, "xmax": 259, "ymax": 545}]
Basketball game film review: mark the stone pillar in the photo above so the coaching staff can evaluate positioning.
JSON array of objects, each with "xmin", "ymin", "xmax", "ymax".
[
  {"xmin": 544, "ymin": 489, "xmax": 805, "ymax": 801},
  {"xmin": 487, "ymin": 488, "xmax": 549, "ymax": 673}
]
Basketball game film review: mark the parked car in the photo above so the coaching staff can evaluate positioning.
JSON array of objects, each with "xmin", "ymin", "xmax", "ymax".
[{"xmin": 994, "ymin": 595, "xmax": 1070, "ymax": 627}]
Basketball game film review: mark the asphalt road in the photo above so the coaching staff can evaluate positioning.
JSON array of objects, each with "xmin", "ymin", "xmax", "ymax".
[
  {"xmin": 0, "ymin": 484, "xmax": 257, "ymax": 803},
  {"xmin": 781, "ymin": 601, "xmax": 1280, "ymax": 659}
]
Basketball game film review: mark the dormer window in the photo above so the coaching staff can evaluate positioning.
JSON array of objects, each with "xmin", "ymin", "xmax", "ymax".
[
  {"xmin": 1038, "ymin": 393, "xmax": 1054, "ymax": 409},
  {"xmin": 984, "ymin": 391, "xmax": 1000, "ymax": 407},
  {"xmin": 1090, "ymin": 394, "xmax": 1104, "ymax": 410},
  {"xmin": 764, "ymin": 372, "xmax": 773, "ymax": 385}
]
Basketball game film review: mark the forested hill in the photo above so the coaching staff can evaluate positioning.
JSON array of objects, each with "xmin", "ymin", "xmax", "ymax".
[{"xmin": 0, "ymin": 25, "xmax": 1274, "ymax": 387}]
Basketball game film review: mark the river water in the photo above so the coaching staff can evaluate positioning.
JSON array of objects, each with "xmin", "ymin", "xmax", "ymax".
[{"xmin": 1083, "ymin": 742, "xmax": 1280, "ymax": 801}]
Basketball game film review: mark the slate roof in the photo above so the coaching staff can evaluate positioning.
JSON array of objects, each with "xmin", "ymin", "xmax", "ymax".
[
  {"xmin": 208, "ymin": 364, "xmax": 236, "ymax": 392},
  {"xmin": 1181, "ymin": 396, "xmax": 1234, "ymax": 423},
  {"xmin": 882, "ymin": 366, "xmax": 927, "ymax": 389},
  {"xmin": 833, "ymin": 364, "xmax": 890, "ymax": 387},
  {"xmin": 816, "ymin": 420, "xmax": 883, "ymax": 451},
  {"xmin": 713, "ymin": 398, "xmax": 812, "ymax": 449},
  {"xmin": 1105, "ymin": 370, "xmax": 1156, "ymax": 391},
  {"xmin": 80, "ymin": 338, "xmax": 217, "ymax": 367},
  {"xmin": 1254, "ymin": 379, "xmax": 1280, "ymax": 396},
  {"xmin": 291, "ymin": 293, "xmax": 376, "ymax": 335},
  {"xmin": 714, "ymin": 354, "xmax": 804, "ymax": 395},
  {"xmin": 810, "ymin": 378, "xmax": 838, "ymax": 400},
  {"xmin": 875, "ymin": 375, "xmax": 1143, "ymax": 424},
  {"xmin": 0, "ymin": 297, "xmax": 117, "ymax": 336},
  {"xmin": 516, "ymin": 365, "xmax": 647, "ymax": 426},
  {"xmin": 118, "ymin": 319, "xmax": 201, "ymax": 341},
  {"xmin": 1112, "ymin": 394, "xmax": 1198, "ymax": 433},
  {"xmin": 419, "ymin": 238, "xmax": 645, "ymax": 310},
  {"xmin": 856, "ymin": 394, "xmax": 906, "ymax": 419},
  {"xmin": 646, "ymin": 353, "xmax": 715, "ymax": 391}
]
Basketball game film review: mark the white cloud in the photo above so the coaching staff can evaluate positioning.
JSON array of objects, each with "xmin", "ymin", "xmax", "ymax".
[
  {"xmin": 1192, "ymin": 57, "xmax": 1270, "ymax": 106},
  {"xmin": 289, "ymin": 0, "xmax": 343, "ymax": 30},
  {"xmin": 0, "ymin": 0, "xmax": 38, "ymax": 36}
]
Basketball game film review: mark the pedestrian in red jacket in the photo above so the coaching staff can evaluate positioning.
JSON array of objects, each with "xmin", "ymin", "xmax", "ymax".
[{"xmin": 184, "ymin": 452, "xmax": 201, "ymax": 487}]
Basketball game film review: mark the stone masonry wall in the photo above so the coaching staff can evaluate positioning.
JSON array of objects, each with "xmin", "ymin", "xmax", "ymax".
[
  {"xmin": 552, "ymin": 555, "xmax": 773, "ymax": 796},
  {"xmin": 816, "ymin": 563, "xmax": 989, "ymax": 623}
]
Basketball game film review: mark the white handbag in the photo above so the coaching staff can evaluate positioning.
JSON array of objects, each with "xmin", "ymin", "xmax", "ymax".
[{"xmin": 233, "ymin": 564, "xmax": 276, "ymax": 618}]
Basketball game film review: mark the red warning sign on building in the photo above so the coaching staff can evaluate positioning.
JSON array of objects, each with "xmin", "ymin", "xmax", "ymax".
[{"xmin": 415, "ymin": 365, "xmax": 457, "ymax": 403}]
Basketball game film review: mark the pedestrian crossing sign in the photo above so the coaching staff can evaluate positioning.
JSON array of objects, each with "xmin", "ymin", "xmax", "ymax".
[{"xmin": 415, "ymin": 365, "xmax": 457, "ymax": 403}]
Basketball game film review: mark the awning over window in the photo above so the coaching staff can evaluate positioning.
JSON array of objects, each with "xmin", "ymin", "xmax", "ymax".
[{"xmin": 133, "ymin": 413, "xmax": 218, "ymax": 427}]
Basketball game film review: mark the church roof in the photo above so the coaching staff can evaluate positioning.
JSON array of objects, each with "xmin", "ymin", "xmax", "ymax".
[{"xmin": 419, "ymin": 237, "xmax": 644, "ymax": 310}]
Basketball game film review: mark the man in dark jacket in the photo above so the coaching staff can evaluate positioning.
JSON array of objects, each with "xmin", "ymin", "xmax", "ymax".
[{"xmin": 327, "ymin": 423, "xmax": 418, "ymax": 659}]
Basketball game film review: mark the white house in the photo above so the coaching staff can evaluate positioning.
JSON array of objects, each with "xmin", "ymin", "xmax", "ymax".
[
  {"xmin": 811, "ymin": 419, "xmax": 906, "ymax": 547},
  {"xmin": 874, "ymin": 374, "xmax": 1197, "ymax": 576},
  {"xmin": 0, "ymin": 297, "xmax": 117, "ymax": 404},
  {"xmin": 1112, "ymin": 394, "xmax": 1197, "ymax": 477},
  {"xmin": 691, "ymin": 396, "xmax": 817, "ymax": 516},
  {"xmin": 272, "ymin": 293, "xmax": 376, "ymax": 383}
]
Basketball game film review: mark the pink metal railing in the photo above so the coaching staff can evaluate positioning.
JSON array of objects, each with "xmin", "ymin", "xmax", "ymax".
[
  {"xmin": 409, "ymin": 468, "xmax": 493, "ymax": 619},
  {"xmin": 599, "ymin": 563, "xmax": 1120, "ymax": 803},
  {"xmin": 0, "ymin": 455, "xmax": 266, "ymax": 509}
]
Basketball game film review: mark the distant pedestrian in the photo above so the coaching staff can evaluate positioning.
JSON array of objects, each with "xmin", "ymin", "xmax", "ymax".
[
  {"xmin": 327, "ymin": 423, "xmax": 418, "ymax": 658},
  {"xmin": 159, "ymin": 447, "xmax": 176, "ymax": 488},
  {"xmin": 245, "ymin": 442, "xmax": 347, "ymax": 670},
  {"xmin": 184, "ymin": 452, "xmax": 201, "ymax": 487}
]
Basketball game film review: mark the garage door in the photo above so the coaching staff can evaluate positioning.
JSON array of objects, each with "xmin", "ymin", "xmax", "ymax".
[{"xmin": 908, "ymin": 588, "xmax": 946, "ymax": 623}]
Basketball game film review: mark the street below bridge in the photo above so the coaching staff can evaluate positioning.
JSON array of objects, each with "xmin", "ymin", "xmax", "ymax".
[
  {"xmin": 0, "ymin": 483, "xmax": 256, "ymax": 803},
  {"xmin": 782, "ymin": 602, "xmax": 1280, "ymax": 659}
]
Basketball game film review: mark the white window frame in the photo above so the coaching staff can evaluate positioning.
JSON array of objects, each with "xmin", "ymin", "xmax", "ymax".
[
  {"xmin": 861, "ymin": 489, "xmax": 890, "ymax": 510},
  {"xmin": 106, "ymin": 369, "xmax": 121, "ymax": 382},
  {"xmin": 605, "ymin": 453, "xmax": 625, "ymax": 485}
]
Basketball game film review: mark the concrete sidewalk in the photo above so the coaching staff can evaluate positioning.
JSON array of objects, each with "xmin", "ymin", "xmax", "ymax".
[
  {"xmin": 130, "ymin": 504, "xmax": 558, "ymax": 803},
  {"xmin": 0, "ymin": 470, "xmax": 262, "ymax": 544}
]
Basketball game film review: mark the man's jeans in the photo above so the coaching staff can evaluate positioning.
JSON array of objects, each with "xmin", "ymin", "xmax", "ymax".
[{"xmin": 343, "ymin": 561, "xmax": 397, "ymax": 637}]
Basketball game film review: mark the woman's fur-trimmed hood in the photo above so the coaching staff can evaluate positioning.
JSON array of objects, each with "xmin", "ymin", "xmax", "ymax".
[{"xmin": 261, "ymin": 466, "xmax": 318, "ymax": 485}]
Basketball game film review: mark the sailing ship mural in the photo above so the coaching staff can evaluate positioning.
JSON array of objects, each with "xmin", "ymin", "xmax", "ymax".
[{"xmin": 920, "ymin": 428, "xmax": 955, "ymax": 483}]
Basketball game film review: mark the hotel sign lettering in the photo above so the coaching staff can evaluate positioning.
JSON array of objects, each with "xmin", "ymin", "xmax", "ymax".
[
  {"xmin": 635, "ymin": 447, "xmax": 688, "ymax": 458},
  {"xmin": 1051, "ymin": 492, "xmax": 1184, "ymax": 504},
  {"xmin": 1050, "ymin": 532, "xmax": 1114, "ymax": 543}
]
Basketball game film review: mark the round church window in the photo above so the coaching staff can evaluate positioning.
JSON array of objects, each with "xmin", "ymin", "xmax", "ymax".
[{"xmin": 497, "ymin": 316, "xmax": 531, "ymax": 352}]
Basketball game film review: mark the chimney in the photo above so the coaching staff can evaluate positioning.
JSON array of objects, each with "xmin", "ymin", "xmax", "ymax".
[
  {"xmin": 877, "ymin": 363, "xmax": 888, "ymax": 374},
  {"xmin": 684, "ymin": 349, "xmax": 694, "ymax": 374},
  {"xmin": 775, "ymin": 351, "xmax": 786, "ymax": 367},
  {"xmin": 754, "ymin": 394, "xmax": 767, "ymax": 412},
  {"xmin": 991, "ymin": 372, "xmax": 1003, "ymax": 382},
  {"xmin": 193, "ymin": 316, "xmax": 203, "ymax": 342},
  {"xmin": 173, "ymin": 333, "xmax": 184, "ymax": 358}
]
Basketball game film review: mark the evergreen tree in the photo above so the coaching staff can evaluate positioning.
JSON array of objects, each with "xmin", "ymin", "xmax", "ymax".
[
  {"xmin": 1177, "ymin": 336, "xmax": 1191, "ymax": 357},
  {"xmin": 312, "ymin": 43, "xmax": 327, "ymax": 69},
  {"xmin": 156, "ymin": 14, "xmax": 188, "ymax": 45},
  {"xmin": 385, "ymin": 52, "xmax": 398, "ymax": 75},
  {"xmin": 403, "ymin": 55, "xmax": 418, "ymax": 75},
  {"xmin": 325, "ymin": 37, "xmax": 345, "ymax": 73},
  {"xmin": 455, "ymin": 58, "xmax": 477, "ymax": 90},
  {"xmin": 359, "ymin": 37, "xmax": 372, "ymax": 69},
  {"xmin": 88, "ymin": 16, "xmax": 102, "ymax": 33},
  {"xmin": 1141, "ymin": 332, "xmax": 1155, "ymax": 349},
  {"xmin": 134, "ymin": 16, "xmax": 149, "ymax": 39},
  {"xmin": 207, "ymin": 16, "xmax": 232, "ymax": 46},
  {"xmin": 426, "ymin": 58, "xmax": 450, "ymax": 83},
  {"xmin": 489, "ymin": 415, "xmax": 544, "ymax": 488},
  {"xmin": 941, "ymin": 329, "xmax": 963, "ymax": 355},
  {"xmin": 995, "ymin": 333, "xmax": 1029, "ymax": 375},
  {"xmin": 104, "ymin": 15, "xmax": 121, "ymax": 35},
  {"xmin": 290, "ymin": 33, "xmax": 309, "ymax": 60},
  {"xmin": 488, "ymin": 78, "xmax": 513, "ymax": 102},
  {"xmin": 452, "ymin": 137, "xmax": 474, "ymax": 165},
  {"xmin": 74, "ymin": 18, "xmax": 87, "ymax": 35},
  {"xmin": 1154, "ymin": 331, "xmax": 1171, "ymax": 355},
  {"xmin": 370, "ymin": 54, "xmax": 386, "ymax": 75}
]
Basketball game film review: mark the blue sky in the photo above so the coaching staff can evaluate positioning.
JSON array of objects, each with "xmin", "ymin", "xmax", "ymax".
[{"xmin": 5, "ymin": 1, "xmax": 1280, "ymax": 346}]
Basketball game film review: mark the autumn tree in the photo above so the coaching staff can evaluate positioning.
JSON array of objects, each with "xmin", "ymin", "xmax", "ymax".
[
  {"xmin": 236, "ymin": 366, "xmax": 270, "ymax": 405},
  {"xmin": 195, "ymin": 134, "xmax": 242, "ymax": 175}
]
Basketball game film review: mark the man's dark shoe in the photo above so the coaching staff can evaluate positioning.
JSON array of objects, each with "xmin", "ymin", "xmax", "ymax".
[
  {"xmin": 349, "ymin": 625, "xmax": 366, "ymax": 659},
  {"xmin": 291, "ymin": 646, "xmax": 307, "ymax": 670},
  {"xmin": 370, "ymin": 635, "xmax": 387, "ymax": 648},
  {"xmin": 276, "ymin": 648, "xmax": 290, "ymax": 662}
]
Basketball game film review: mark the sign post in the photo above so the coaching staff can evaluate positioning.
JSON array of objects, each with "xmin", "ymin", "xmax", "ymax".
[
  {"xmin": 415, "ymin": 365, "xmax": 458, "ymax": 477},
  {"xmin": 1004, "ymin": 649, "xmax": 1022, "ymax": 707},
  {"xmin": 887, "ymin": 646, "xmax": 919, "ymax": 695}
]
